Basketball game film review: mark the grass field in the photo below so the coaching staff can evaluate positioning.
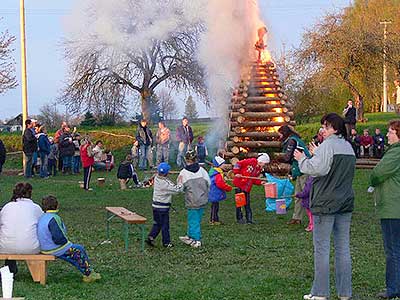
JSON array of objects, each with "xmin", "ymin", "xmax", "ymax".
[{"xmin": 0, "ymin": 168, "xmax": 386, "ymax": 300}]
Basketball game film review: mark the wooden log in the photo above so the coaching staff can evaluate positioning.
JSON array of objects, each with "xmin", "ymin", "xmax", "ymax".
[
  {"xmin": 226, "ymin": 141, "xmax": 282, "ymax": 148},
  {"xmin": 229, "ymin": 132, "xmax": 281, "ymax": 139},
  {"xmin": 230, "ymin": 157, "xmax": 239, "ymax": 165},
  {"xmin": 231, "ymin": 111, "xmax": 293, "ymax": 119},
  {"xmin": 249, "ymin": 90, "xmax": 283, "ymax": 97},
  {"xmin": 231, "ymin": 146, "xmax": 240, "ymax": 154},
  {"xmin": 250, "ymin": 83, "xmax": 281, "ymax": 89},
  {"xmin": 225, "ymin": 151, "xmax": 259, "ymax": 158},
  {"xmin": 231, "ymin": 120, "xmax": 296, "ymax": 127},
  {"xmin": 246, "ymin": 96, "xmax": 285, "ymax": 102},
  {"xmin": 356, "ymin": 159, "xmax": 380, "ymax": 165},
  {"xmin": 231, "ymin": 103, "xmax": 286, "ymax": 110},
  {"xmin": 355, "ymin": 165, "xmax": 375, "ymax": 169}
]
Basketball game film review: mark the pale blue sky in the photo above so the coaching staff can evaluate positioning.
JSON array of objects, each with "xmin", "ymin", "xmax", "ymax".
[{"xmin": 0, "ymin": 0, "xmax": 350, "ymax": 120}]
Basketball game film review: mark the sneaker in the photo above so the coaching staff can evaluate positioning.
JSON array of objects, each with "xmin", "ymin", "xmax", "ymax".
[
  {"xmin": 145, "ymin": 237, "xmax": 155, "ymax": 247},
  {"xmin": 305, "ymin": 226, "xmax": 313, "ymax": 232},
  {"xmin": 208, "ymin": 221, "xmax": 214, "ymax": 225},
  {"xmin": 237, "ymin": 219, "xmax": 246, "ymax": 224},
  {"xmin": 82, "ymin": 271, "xmax": 101, "ymax": 283},
  {"xmin": 85, "ymin": 188, "xmax": 93, "ymax": 191},
  {"xmin": 163, "ymin": 243, "xmax": 174, "ymax": 248},
  {"xmin": 303, "ymin": 294, "xmax": 328, "ymax": 300},
  {"xmin": 287, "ymin": 219, "xmax": 301, "ymax": 225},
  {"xmin": 179, "ymin": 236, "xmax": 193, "ymax": 245},
  {"xmin": 213, "ymin": 221, "xmax": 221, "ymax": 226},
  {"xmin": 190, "ymin": 240, "xmax": 202, "ymax": 248}
]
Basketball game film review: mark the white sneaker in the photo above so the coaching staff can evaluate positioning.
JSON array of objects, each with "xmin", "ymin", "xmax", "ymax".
[
  {"xmin": 303, "ymin": 294, "xmax": 328, "ymax": 300},
  {"xmin": 339, "ymin": 297, "xmax": 351, "ymax": 300},
  {"xmin": 190, "ymin": 240, "xmax": 202, "ymax": 248},
  {"xmin": 179, "ymin": 236, "xmax": 193, "ymax": 245}
]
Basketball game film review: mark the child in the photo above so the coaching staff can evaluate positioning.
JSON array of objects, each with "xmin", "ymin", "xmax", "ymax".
[
  {"xmin": 72, "ymin": 133, "xmax": 81, "ymax": 174},
  {"xmin": 295, "ymin": 176, "xmax": 314, "ymax": 232},
  {"xmin": 178, "ymin": 150, "xmax": 210, "ymax": 248},
  {"xmin": 37, "ymin": 195, "xmax": 101, "ymax": 283},
  {"xmin": 80, "ymin": 136, "xmax": 94, "ymax": 191},
  {"xmin": 117, "ymin": 154, "xmax": 141, "ymax": 189},
  {"xmin": 146, "ymin": 162, "xmax": 182, "ymax": 248},
  {"xmin": 131, "ymin": 140, "xmax": 140, "ymax": 168},
  {"xmin": 373, "ymin": 128, "xmax": 385, "ymax": 159},
  {"xmin": 195, "ymin": 136, "xmax": 208, "ymax": 165},
  {"xmin": 208, "ymin": 156, "xmax": 232, "ymax": 225},
  {"xmin": 48, "ymin": 137, "xmax": 58, "ymax": 176},
  {"xmin": 232, "ymin": 153, "xmax": 270, "ymax": 224},
  {"xmin": 104, "ymin": 150, "xmax": 114, "ymax": 171}
]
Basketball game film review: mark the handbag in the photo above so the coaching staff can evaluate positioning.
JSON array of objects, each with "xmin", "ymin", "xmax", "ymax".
[{"xmin": 235, "ymin": 192, "xmax": 246, "ymax": 208}]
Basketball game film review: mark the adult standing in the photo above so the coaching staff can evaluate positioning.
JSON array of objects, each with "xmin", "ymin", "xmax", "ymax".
[
  {"xmin": 278, "ymin": 125, "xmax": 311, "ymax": 225},
  {"xmin": 59, "ymin": 127, "xmax": 75, "ymax": 174},
  {"xmin": 80, "ymin": 136, "xmax": 95, "ymax": 191},
  {"xmin": 0, "ymin": 182, "xmax": 43, "ymax": 273},
  {"xmin": 155, "ymin": 121, "xmax": 170, "ymax": 165},
  {"xmin": 393, "ymin": 80, "xmax": 400, "ymax": 114},
  {"xmin": 176, "ymin": 117, "xmax": 193, "ymax": 168},
  {"xmin": 37, "ymin": 126, "xmax": 51, "ymax": 178},
  {"xmin": 343, "ymin": 99, "xmax": 357, "ymax": 138},
  {"xmin": 54, "ymin": 121, "xmax": 68, "ymax": 171},
  {"xmin": 294, "ymin": 113, "xmax": 355, "ymax": 300},
  {"xmin": 0, "ymin": 138, "xmax": 6, "ymax": 174},
  {"xmin": 22, "ymin": 119, "xmax": 38, "ymax": 178},
  {"xmin": 136, "ymin": 119, "xmax": 153, "ymax": 171},
  {"xmin": 370, "ymin": 120, "xmax": 400, "ymax": 299}
]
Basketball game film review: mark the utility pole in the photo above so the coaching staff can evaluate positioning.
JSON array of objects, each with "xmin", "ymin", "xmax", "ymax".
[
  {"xmin": 20, "ymin": 0, "xmax": 28, "ymax": 169},
  {"xmin": 380, "ymin": 20, "xmax": 392, "ymax": 112}
]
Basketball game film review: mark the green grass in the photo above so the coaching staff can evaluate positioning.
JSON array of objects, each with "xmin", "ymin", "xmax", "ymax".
[{"xmin": 0, "ymin": 168, "xmax": 386, "ymax": 300}]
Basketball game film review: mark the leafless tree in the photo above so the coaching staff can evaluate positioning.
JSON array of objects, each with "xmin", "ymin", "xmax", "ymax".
[
  {"xmin": 61, "ymin": 16, "xmax": 206, "ymax": 121},
  {"xmin": 157, "ymin": 89, "xmax": 178, "ymax": 120},
  {"xmin": 0, "ymin": 26, "xmax": 17, "ymax": 94},
  {"xmin": 37, "ymin": 103, "xmax": 65, "ymax": 130}
]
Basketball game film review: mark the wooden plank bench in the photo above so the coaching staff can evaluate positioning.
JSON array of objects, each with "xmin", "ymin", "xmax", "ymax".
[
  {"xmin": 105, "ymin": 207, "xmax": 147, "ymax": 252},
  {"xmin": 0, "ymin": 254, "xmax": 55, "ymax": 285}
]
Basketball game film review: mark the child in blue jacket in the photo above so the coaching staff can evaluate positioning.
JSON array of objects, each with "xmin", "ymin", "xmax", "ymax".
[{"xmin": 37, "ymin": 195, "xmax": 101, "ymax": 282}]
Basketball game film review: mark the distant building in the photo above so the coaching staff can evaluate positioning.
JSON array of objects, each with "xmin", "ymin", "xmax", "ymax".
[{"xmin": 1, "ymin": 114, "xmax": 23, "ymax": 132}]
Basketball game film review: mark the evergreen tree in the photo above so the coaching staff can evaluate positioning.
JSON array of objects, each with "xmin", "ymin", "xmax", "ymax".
[
  {"xmin": 80, "ymin": 111, "xmax": 97, "ymax": 127},
  {"xmin": 184, "ymin": 96, "xmax": 199, "ymax": 119}
]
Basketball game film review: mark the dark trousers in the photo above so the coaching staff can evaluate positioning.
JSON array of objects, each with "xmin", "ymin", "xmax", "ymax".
[
  {"xmin": 83, "ymin": 166, "xmax": 92, "ymax": 190},
  {"xmin": 381, "ymin": 219, "xmax": 400, "ymax": 298},
  {"xmin": 235, "ymin": 189, "xmax": 252, "ymax": 223},
  {"xmin": 374, "ymin": 146, "xmax": 384, "ymax": 159},
  {"xmin": 24, "ymin": 153, "xmax": 33, "ymax": 178},
  {"xmin": 58, "ymin": 155, "xmax": 63, "ymax": 171},
  {"xmin": 4, "ymin": 260, "xmax": 17, "ymax": 274},
  {"xmin": 148, "ymin": 209, "xmax": 170, "ymax": 245},
  {"xmin": 48, "ymin": 159, "xmax": 57, "ymax": 176},
  {"xmin": 210, "ymin": 202, "xmax": 220, "ymax": 222}
]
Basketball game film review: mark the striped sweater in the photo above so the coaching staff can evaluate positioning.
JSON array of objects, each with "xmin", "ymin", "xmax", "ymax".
[{"xmin": 152, "ymin": 175, "xmax": 183, "ymax": 211}]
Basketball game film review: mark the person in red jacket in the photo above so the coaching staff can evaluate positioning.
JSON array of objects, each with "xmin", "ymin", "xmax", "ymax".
[
  {"xmin": 360, "ymin": 129, "xmax": 374, "ymax": 157},
  {"xmin": 80, "ymin": 136, "xmax": 95, "ymax": 191},
  {"xmin": 233, "ymin": 153, "xmax": 270, "ymax": 224}
]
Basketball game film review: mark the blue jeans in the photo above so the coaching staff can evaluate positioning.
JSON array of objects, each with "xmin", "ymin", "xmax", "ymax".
[
  {"xmin": 63, "ymin": 155, "xmax": 73, "ymax": 171},
  {"xmin": 381, "ymin": 219, "xmax": 400, "ymax": 298},
  {"xmin": 139, "ymin": 145, "xmax": 150, "ymax": 170},
  {"xmin": 187, "ymin": 208, "xmax": 204, "ymax": 241},
  {"xmin": 311, "ymin": 213, "xmax": 352, "ymax": 298},
  {"xmin": 73, "ymin": 156, "xmax": 81, "ymax": 173},
  {"xmin": 24, "ymin": 153, "xmax": 33, "ymax": 178},
  {"xmin": 48, "ymin": 159, "xmax": 57, "ymax": 176},
  {"xmin": 176, "ymin": 142, "xmax": 188, "ymax": 168},
  {"xmin": 39, "ymin": 153, "xmax": 48, "ymax": 178},
  {"xmin": 148, "ymin": 210, "xmax": 170, "ymax": 245}
]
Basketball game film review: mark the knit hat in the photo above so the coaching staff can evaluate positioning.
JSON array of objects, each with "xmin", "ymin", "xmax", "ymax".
[
  {"xmin": 257, "ymin": 153, "xmax": 270, "ymax": 164},
  {"xmin": 185, "ymin": 150, "xmax": 197, "ymax": 161},
  {"xmin": 157, "ymin": 162, "xmax": 171, "ymax": 175},
  {"xmin": 212, "ymin": 156, "xmax": 225, "ymax": 167}
]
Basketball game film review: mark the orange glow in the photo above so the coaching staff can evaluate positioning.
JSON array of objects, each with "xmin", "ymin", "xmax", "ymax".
[
  {"xmin": 269, "ymin": 101, "xmax": 279, "ymax": 104},
  {"xmin": 239, "ymin": 147, "xmax": 249, "ymax": 153},
  {"xmin": 272, "ymin": 108, "xmax": 283, "ymax": 113},
  {"xmin": 272, "ymin": 117, "xmax": 285, "ymax": 123},
  {"xmin": 262, "ymin": 87, "xmax": 273, "ymax": 91},
  {"xmin": 264, "ymin": 93, "xmax": 276, "ymax": 97},
  {"xmin": 261, "ymin": 49, "xmax": 272, "ymax": 64}
]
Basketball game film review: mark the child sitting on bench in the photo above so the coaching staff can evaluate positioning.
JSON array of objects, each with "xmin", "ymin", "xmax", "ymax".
[{"xmin": 37, "ymin": 195, "xmax": 101, "ymax": 283}]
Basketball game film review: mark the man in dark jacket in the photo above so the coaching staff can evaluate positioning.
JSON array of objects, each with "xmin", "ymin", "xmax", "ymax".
[
  {"xmin": 0, "ymin": 138, "xmax": 6, "ymax": 174},
  {"xmin": 136, "ymin": 119, "xmax": 153, "ymax": 171},
  {"xmin": 22, "ymin": 119, "xmax": 38, "ymax": 178},
  {"xmin": 176, "ymin": 117, "xmax": 193, "ymax": 168},
  {"xmin": 59, "ymin": 127, "xmax": 75, "ymax": 174},
  {"xmin": 343, "ymin": 99, "xmax": 357, "ymax": 138}
]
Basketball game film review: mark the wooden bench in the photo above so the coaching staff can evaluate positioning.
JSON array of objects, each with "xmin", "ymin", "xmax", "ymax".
[
  {"xmin": 105, "ymin": 207, "xmax": 147, "ymax": 252},
  {"xmin": 0, "ymin": 254, "xmax": 55, "ymax": 285}
]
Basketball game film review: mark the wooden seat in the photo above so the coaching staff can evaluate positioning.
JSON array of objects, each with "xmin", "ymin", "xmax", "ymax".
[
  {"xmin": 0, "ymin": 254, "xmax": 55, "ymax": 285},
  {"xmin": 105, "ymin": 207, "xmax": 147, "ymax": 252}
]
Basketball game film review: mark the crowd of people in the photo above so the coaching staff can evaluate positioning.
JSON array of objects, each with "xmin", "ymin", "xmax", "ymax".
[{"xmin": 1, "ymin": 109, "xmax": 399, "ymax": 299}]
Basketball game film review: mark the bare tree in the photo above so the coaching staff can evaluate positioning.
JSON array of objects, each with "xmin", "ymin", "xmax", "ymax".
[
  {"xmin": 157, "ymin": 89, "xmax": 178, "ymax": 120},
  {"xmin": 37, "ymin": 103, "xmax": 65, "ymax": 130},
  {"xmin": 61, "ymin": 3, "xmax": 206, "ymax": 121},
  {"xmin": 0, "ymin": 26, "xmax": 17, "ymax": 94}
]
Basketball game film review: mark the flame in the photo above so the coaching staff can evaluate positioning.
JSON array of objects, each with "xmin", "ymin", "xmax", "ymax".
[
  {"xmin": 265, "ymin": 93, "xmax": 276, "ymax": 97},
  {"xmin": 241, "ymin": 128, "xmax": 247, "ymax": 133},
  {"xmin": 239, "ymin": 147, "xmax": 249, "ymax": 153},
  {"xmin": 262, "ymin": 87, "xmax": 273, "ymax": 91},
  {"xmin": 272, "ymin": 108, "xmax": 283, "ymax": 113},
  {"xmin": 255, "ymin": 126, "xmax": 280, "ymax": 133},
  {"xmin": 272, "ymin": 117, "xmax": 285, "ymax": 123},
  {"xmin": 261, "ymin": 50, "xmax": 272, "ymax": 64},
  {"xmin": 270, "ymin": 100, "xmax": 279, "ymax": 104}
]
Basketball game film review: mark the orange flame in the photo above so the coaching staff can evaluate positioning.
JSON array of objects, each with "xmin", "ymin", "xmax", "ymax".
[
  {"xmin": 272, "ymin": 108, "xmax": 283, "ymax": 113},
  {"xmin": 272, "ymin": 117, "xmax": 285, "ymax": 123}
]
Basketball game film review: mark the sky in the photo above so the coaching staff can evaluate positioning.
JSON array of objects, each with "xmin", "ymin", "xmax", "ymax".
[{"xmin": 0, "ymin": 0, "xmax": 351, "ymax": 120}]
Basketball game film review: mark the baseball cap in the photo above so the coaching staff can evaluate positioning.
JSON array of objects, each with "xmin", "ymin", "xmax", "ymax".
[{"xmin": 157, "ymin": 162, "xmax": 171, "ymax": 175}]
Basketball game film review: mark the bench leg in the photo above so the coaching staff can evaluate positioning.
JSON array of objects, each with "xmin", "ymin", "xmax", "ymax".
[
  {"xmin": 26, "ymin": 260, "xmax": 47, "ymax": 285},
  {"xmin": 139, "ymin": 224, "xmax": 145, "ymax": 253},
  {"xmin": 124, "ymin": 222, "xmax": 129, "ymax": 252}
]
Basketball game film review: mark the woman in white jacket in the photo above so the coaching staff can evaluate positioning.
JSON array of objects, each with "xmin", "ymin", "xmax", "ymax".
[{"xmin": 0, "ymin": 182, "xmax": 43, "ymax": 273}]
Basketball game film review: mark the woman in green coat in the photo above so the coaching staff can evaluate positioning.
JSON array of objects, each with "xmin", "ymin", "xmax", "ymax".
[{"xmin": 370, "ymin": 120, "xmax": 400, "ymax": 299}]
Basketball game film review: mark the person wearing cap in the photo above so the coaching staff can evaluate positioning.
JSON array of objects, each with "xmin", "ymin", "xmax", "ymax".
[
  {"xmin": 278, "ymin": 125, "xmax": 312, "ymax": 225},
  {"xmin": 208, "ymin": 156, "xmax": 232, "ymax": 225},
  {"xmin": 177, "ymin": 150, "xmax": 210, "ymax": 248},
  {"xmin": 146, "ymin": 162, "xmax": 183, "ymax": 248},
  {"xmin": 232, "ymin": 153, "xmax": 270, "ymax": 224}
]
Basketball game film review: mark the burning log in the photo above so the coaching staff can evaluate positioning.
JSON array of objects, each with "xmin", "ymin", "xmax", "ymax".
[
  {"xmin": 230, "ymin": 132, "xmax": 280, "ymax": 140},
  {"xmin": 227, "ymin": 141, "xmax": 281, "ymax": 148},
  {"xmin": 250, "ymin": 83, "xmax": 281, "ymax": 89},
  {"xmin": 244, "ymin": 97, "xmax": 286, "ymax": 104},
  {"xmin": 231, "ymin": 120, "xmax": 295, "ymax": 127},
  {"xmin": 231, "ymin": 111, "xmax": 293, "ymax": 119},
  {"xmin": 225, "ymin": 151, "xmax": 259, "ymax": 158},
  {"xmin": 231, "ymin": 103, "xmax": 286, "ymax": 110}
]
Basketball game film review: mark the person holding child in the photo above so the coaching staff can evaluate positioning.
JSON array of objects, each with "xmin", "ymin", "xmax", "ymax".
[
  {"xmin": 208, "ymin": 156, "xmax": 232, "ymax": 225},
  {"xmin": 37, "ymin": 195, "xmax": 101, "ymax": 283},
  {"xmin": 178, "ymin": 150, "xmax": 210, "ymax": 248},
  {"xmin": 232, "ymin": 153, "xmax": 270, "ymax": 224},
  {"xmin": 146, "ymin": 162, "xmax": 183, "ymax": 248}
]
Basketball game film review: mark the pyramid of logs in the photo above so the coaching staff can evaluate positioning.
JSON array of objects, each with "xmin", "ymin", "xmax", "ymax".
[{"xmin": 225, "ymin": 61, "xmax": 294, "ymax": 175}]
